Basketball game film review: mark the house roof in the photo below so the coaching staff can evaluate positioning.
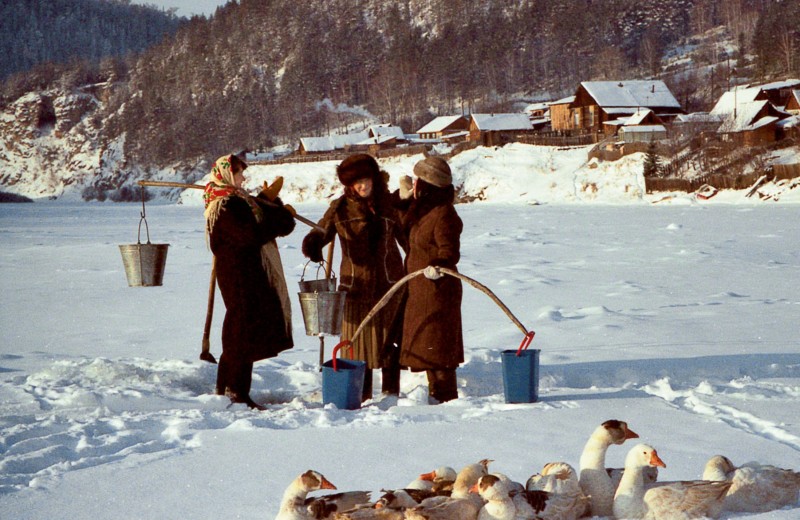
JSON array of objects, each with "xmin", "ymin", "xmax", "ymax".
[
  {"xmin": 580, "ymin": 81, "xmax": 682, "ymax": 109},
  {"xmin": 300, "ymin": 130, "xmax": 369, "ymax": 152},
  {"xmin": 717, "ymin": 100, "xmax": 770, "ymax": 133},
  {"xmin": 626, "ymin": 109, "xmax": 655, "ymax": 125},
  {"xmin": 620, "ymin": 125, "xmax": 666, "ymax": 133},
  {"xmin": 355, "ymin": 135, "xmax": 396, "ymax": 146},
  {"xmin": 368, "ymin": 124, "xmax": 405, "ymax": 139},
  {"xmin": 709, "ymin": 86, "xmax": 763, "ymax": 117},
  {"xmin": 745, "ymin": 79, "xmax": 800, "ymax": 91},
  {"xmin": 416, "ymin": 116, "xmax": 466, "ymax": 134},
  {"xmin": 471, "ymin": 113, "xmax": 533, "ymax": 131},
  {"xmin": 550, "ymin": 96, "xmax": 575, "ymax": 105}
]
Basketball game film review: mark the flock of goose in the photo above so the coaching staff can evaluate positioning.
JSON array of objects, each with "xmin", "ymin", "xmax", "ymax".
[{"xmin": 275, "ymin": 420, "xmax": 800, "ymax": 519}]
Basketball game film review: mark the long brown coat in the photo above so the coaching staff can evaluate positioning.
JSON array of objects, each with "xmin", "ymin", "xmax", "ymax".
[
  {"xmin": 210, "ymin": 195, "xmax": 296, "ymax": 362},
  {"xmin": 307, "ymin": 190, "xmax": 406, "ymax": 368},
  {"xmin": 400, "ymin": 196, "xmax": 464, "ymax": 370}
]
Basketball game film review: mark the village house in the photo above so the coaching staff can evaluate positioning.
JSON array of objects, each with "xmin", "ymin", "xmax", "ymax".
[
  {"xmin": 298, "ymin": 124, "xmax": 405, "ymax": 155},
  {"xmin": 716, "ymin": 100, "xmax": 789, "ymax": 146},
  {"xmin": 616, "ymin": 109, "xmax": 667, "ymax": 143},
  {"xmin": 415, "ymin": 115, "xmax": 470, "ymax": 140},
  {"xmin": 551, "ymin": 80, "xmax": 683, "ymax": 135},
  {"xmin": 469, "ymin": 113, "xmax": 534, "ymax": 146}
]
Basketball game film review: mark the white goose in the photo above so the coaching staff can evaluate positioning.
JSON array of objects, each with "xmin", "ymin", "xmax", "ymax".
[
  {"xmin": 275, "ymin": 470, "xmax": 371, "ymax": 520},
  {"xmin": 703, "ymin": 454, "xmax": 800, "ymax": 513},
  {"xmin": 614, "ymin": 444, "xmax": 731, "ymax": 520},
  {"xmin": 406, "ymin": 465, "xmax": 458, "ymax": 492},
  {"xmin": 472, "ymin": 474, "xmax": 517, "ymax": 520},
  {"xmin": 403, "ymin": 459, "xmax": 491, "ymax": 519},
  {"xmin": 578, "ymin": 419, "xmax": 647, "ymax": 517},
  {"xmin": 526, "ymin": 462, "xmax": 590, "ymax": 519}
]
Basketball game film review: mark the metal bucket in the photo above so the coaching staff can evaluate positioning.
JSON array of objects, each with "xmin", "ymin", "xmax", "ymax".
[
  {"xmin": 500, "ymin": 332, "xmax": 539, "ymax": 403},
  {"xmin": 299, "ymin": 291, "xmax": 346, "ymax": 336},
  {"xmin": 119, "ymin": 243, "xmax": 169, "ymax": 287},
  {"xmin": 298, "ymin": 261, "xmax": 337, "ymax": 293}
]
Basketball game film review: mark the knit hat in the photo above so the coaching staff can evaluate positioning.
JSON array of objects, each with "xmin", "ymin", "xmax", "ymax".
[
  {"xmin": 413, "ymin": 157, "xmax": 452, "ymax": 188},
  {"xmin": 337, "ymin": 154, "xmax": 379, "ymax": 186}
]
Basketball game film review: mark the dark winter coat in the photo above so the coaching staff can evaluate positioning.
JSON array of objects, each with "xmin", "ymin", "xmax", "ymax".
[
  {"xmin": 303, "ymin": 187, "xmax": 406, "ymax": 367},
  {"xmin": 399, "ymin": 186, "xmax": 464, "ymax": 370},
  {"xmin": 210, "ymin": 195, "xmax": 296, "ymax": 362}
]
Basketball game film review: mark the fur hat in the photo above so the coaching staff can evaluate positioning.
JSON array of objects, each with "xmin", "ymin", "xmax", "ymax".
[
  {"xmin": 337, "ymin": 154, "xmax": 379, "ymax": 186},
  {"xmin": 413, "ymin": 157, "xmax": 452, "ymax": 188}
]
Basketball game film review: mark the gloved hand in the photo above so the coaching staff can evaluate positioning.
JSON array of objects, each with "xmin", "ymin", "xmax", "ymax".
[
  {"xmin": 302, "ymin": 232, "xmax": 324, "ymax": 263},
  {"xmin": 261, "ymin": 176, "xmax": 284, "ymax": 201},
  {"xmin": 284, "ymin": 204, "xmax": 297, "ymax": 217},
  {"xmin": 399, "ymin": 175, "xmax": 413, "ymax": 200},
  {"xmin": 423, "ymin": 265, "xmax": 443, "ymax": 280}
]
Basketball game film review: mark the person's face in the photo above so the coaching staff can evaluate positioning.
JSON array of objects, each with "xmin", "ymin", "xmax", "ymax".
[
  {"xmin": 352, "ymin": 177, "xmax": 373, "ymax": 198},
  {"xmin": 232, "ymin": 166, "xmax": 245, "ymax": 189}
]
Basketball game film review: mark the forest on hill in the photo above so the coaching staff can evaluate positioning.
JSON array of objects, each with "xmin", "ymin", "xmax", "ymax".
[{"xmin": 1, "ymin": 0, "xmax": 798, "ymax": 168}]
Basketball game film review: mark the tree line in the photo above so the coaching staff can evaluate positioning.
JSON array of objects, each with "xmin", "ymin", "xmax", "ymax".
[{"xmin": 2, "ymin": 0, "xmax": 798, "ymax": 168}]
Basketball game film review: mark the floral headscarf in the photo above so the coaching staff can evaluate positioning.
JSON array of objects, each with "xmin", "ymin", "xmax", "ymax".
[{"xmin": 204, "ymin": 154, "xmax": 261, "ymax": 235}]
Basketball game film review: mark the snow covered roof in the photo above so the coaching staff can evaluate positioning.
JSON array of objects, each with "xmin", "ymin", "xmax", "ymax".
[
  {"xmin": 777, "ymin": 115, "xmax": 800, "ymax": 128},
  {"xmin": 717, "ymin": 100, "xmax": 770, "ymax": 133},
  {"xmin": 368, "ymin": 124, "xmax": 404, "ymax": 139},
  {"xmin": 441, "ymin": 130, "xmax": 469, "ymax": 140},
  {"xmin": 471, "ymin": 113, "xmax": 533, "ymax": 131},
  {"xmin": 581, "ymin": 81, "xmax": 681, "ymax": 109},
  {"xmin": 620, "ymin": 125, "xmax": 666, "ymax": 133},
  {"xmin": 416, "ymin": 115, "xmax": 466, "ymax": 134},
  {"xmin": 626, "ymin": 109, "xmax": 654, "ymax": 125},
  {"xmin": 709, "ymin": 87, "xmax": 763, "ymax": 117},
  {"xmin": 355, "ymin": 135, "xmax": 396, "ymax": 146},
  {"xmin": 745, "ymin": 79, "xmax": 800, "ymax": 91},
  {"xmin": 602, "ymin": 107, "xmax": 639, "ymax": 116},
  {"xmin": 524, "ymin": 102, "xmax": 550, "ymax": 114},
  {"xmin": 675, "ymin": 112, "xmax": 720, "ymax": 124},
  {"xmin": 550, "ymin": 96, "xmax": 575, "ymax": 105},
  {"xmin": 300, "ymin": 130, "xmax": 369, "ymax": 152}
]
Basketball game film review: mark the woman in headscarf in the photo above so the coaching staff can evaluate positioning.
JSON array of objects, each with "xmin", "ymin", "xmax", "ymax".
[
  {"xmin": 301, "ymin": 154, "xmax": 406, "ymax": 402},
  {"xmin": 397, "ymin": 156, "xmax": 464, "ymax": 403},
  {"xmin": 204, "ymin": 153, "xmax": 296, "ymax": 410}
]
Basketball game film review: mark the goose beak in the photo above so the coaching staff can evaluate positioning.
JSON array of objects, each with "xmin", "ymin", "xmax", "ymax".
[
  {"xmin": 469, "ymin": 482, "xmax": 479, "ymax": 494},
  {"xmin": 650, "ymin": 449, "xmax": 667, "ymax": 468},
  {"xmin": 625, "ymin": 428, "xmax": 640, "ymax": 440},
  {"xmin": 419, "ymin": 470, "xmax": 437, "ymax": 481},
  {"xmin": 320, "ymin": 477, "xmax": 337, "ymax": 490}
]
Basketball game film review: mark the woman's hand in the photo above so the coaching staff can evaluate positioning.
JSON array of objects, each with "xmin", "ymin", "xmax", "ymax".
[{"xmin": 302, "ymin": 233, "xmax": 325, "ymax": 262}]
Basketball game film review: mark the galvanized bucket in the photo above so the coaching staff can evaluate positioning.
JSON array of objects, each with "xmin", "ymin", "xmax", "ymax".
[
  {"xmin": 298, "ymin": 261, "xmax": 345, "ymax": 336},
  {"xmin": 119, "ymin": 214, "xmax": 168, "ymax": 287}
]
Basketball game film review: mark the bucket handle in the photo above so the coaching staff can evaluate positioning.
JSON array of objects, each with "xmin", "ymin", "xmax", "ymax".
[
  {"xmin": 300, "ymin": 259, "xmax": 336, "ymax": 282},
  {"xmin": 330, "ymin": 340, "xmax": 354, "ymax": 371},
  {"xmin": 515, "ymin": 331, "xmax": 536, "ymax": 356},
  {"xmin": 137, "ymin": 185, "xmax": 152, "ymax": 245}
]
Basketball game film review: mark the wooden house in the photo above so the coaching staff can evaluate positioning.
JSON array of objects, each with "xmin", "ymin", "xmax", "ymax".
[
  {"xmin": 716, "ymin": 100, "xmax": 787, "ymax": 146},
  {"xmin": 551, "ymin": 81, "xmax": 683, "ymax": 134},
  {"xmin": 469, "ymin": 113, "xmax": 534, "ymax": 146},
  {"xmin": 416, "ymin": 115, "xmax": 470, "ymax": 140},
  {"xmin": 298, "ymin": 124, "xmax": 405, "ymax": 154}
]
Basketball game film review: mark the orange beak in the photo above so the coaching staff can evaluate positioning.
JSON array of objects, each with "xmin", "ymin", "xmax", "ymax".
[
  {"xmin": 321, "ymin": 477, "xmax": 337, "ymax": 490},
  {"xmin": 419, "ymin": 470, "xmax": 437, "ymax": 481},
  {"xmin": 469, "ymin": 482, "xmax": 479, "ymax": 494},
  {"xmin": 625, "ymin": 427, "xmax": 640, "ymax": 440},
  {"xmin": 650, "ymin": 449, "xmax": 667, "ymax": 468}
]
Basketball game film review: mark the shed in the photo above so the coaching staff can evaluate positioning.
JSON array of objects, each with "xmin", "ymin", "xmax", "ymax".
[
  {"xmin": 469, "ymin": 113, "xmax": 534, "ymax": 146},
  {"xmin": 619, "ymin": 125, "xmax": 667, "ymax": 143}
]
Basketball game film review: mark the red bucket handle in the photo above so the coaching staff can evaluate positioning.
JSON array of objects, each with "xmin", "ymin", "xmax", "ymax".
[
  {"xmin": 515, "ymin": 331, "xmax": 536, "ymax": 356},
  {"xmin": 331, "ymin": 340, "xmax": 354, "ymax": 371}
]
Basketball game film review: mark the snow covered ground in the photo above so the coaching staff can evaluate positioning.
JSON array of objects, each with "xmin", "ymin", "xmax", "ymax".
[{"xmin": 1, "ymin": 146, "xmax": 799, "ymax": 519}]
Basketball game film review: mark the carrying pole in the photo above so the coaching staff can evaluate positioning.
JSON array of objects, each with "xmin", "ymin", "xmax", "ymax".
[{"xmin": 136, "ymin": 180, "xmax": 324, "ymax": 232}]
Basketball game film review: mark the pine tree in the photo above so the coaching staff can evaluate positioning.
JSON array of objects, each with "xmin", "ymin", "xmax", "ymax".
[{"xmin": 643, "ymin": 140, "xmax": 661, "ymax": 178}]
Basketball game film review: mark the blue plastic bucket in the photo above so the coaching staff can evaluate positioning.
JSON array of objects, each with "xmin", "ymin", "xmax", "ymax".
[
  {"xmin": 322, "ymin": 357, "xmax": 365, "ymax": 410},
  {"xmin": 500, "ymin": 332, "xmax": 539, "ymax": 403}
]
